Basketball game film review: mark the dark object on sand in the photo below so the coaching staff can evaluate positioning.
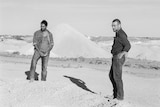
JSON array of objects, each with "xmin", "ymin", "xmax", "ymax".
[
  {"xmin": 64, "ymin": 75, "xmax": 96, "ymax": 94},
  {"xmin": 25, "ymin": 71, "xmax": 39, "ymax": 81}
]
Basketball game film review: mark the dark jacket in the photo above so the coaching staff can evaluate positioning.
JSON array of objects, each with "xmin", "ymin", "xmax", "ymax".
[{"xmin": 111, "ymin": 29, "xmax": 131, "ymax": 55}]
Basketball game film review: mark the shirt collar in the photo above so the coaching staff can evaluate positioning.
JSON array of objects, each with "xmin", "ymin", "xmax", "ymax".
[
  {"xmin": 115, "ymin": 28, "xmax": 122, "ymax": 37},
  {"xmin": 40, "ymin": 29, "xmax": 48, "ymax": 32}
]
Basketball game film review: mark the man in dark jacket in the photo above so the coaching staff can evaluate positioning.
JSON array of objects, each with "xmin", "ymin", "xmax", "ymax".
[
  {"xmin": 30, "ymin": 20, "xmax": 54, "ymax": 82},
  {"xmin": 109, "ymin": 19, "xmax": 131, "ymax": 100}
]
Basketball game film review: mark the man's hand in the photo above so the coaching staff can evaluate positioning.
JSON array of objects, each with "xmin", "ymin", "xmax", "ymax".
[
  {"xmin": 48, "ymin": 45, "xmax": 53, "ymax": 52},
  {"xmin": 39, "ymin": 51, "xmax": 48, "ymax": 57},
  {"xmin": 34, "ymin": 44, "xmax": 44, "ymax": 56},
  {"xmin": 39, "ymin": 51, "xmax": 45, "ymax": 56},
  {"xmin": 43, "ymin": 45, "xmax": 53, "ymax": 56},
  {"xmin": 118, "ymin": 51, "xmax": 128, "ymax": 59},
  {"xmin": 43, "ymin": 52, "xmax": 48, "ymax": 56}
]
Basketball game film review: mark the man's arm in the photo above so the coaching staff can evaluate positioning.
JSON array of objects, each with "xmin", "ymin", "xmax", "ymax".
[
  {"xmin": 118, "ymin": 34, "xmax": 131, "ymax": 59},
  {"xmin": 121, "ymin": 36, "xmax": 131, "ymax": 53},
  {"xmin": 49, "ymin": 33, "xmax": 54, "ymax": 51},
  {"xmin": 33, "ymin": 32, "xmax": 43, "ymax": 56},
  {"xmin": 42, "ymin": 32, "xmax": 54, "ymax": 56},
  {"xmin": 47, "ymin": 32, "xmax": 54, "ymax": 52},
  {"xmin": 118, "ymin": 51, "xmax": 128, "ymax": 59}
]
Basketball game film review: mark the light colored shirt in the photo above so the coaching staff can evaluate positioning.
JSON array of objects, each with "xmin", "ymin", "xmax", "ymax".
[{"xmin": 33, "ymin": 29, "xmax": 54, "ymax": 53}]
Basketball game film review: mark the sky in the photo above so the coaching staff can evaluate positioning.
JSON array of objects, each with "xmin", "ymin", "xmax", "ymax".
[{"xmin": 0, "ymin": 0, "xmax": 160, "ymax": 37}]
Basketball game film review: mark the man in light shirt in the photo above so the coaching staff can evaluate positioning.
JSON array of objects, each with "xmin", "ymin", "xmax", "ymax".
[{"xmin": 30, "ymin": 20, "xmax": 54, "ymax": 82}]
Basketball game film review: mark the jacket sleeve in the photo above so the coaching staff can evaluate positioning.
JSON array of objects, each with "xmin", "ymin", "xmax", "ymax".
[
  {"xmin": 120, "ymin": 34, "xmax": 131, "ymax": 52},
  {"xmin": 49, "ymin": 33, "xmax": 54, "ymax": 46},
  {"xmin": 33, "ymin": 32, "xmax": 37, "ymax": 46}
]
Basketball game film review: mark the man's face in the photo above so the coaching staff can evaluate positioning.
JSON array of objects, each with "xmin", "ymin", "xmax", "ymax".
[
  {"xmin": 41, "ymin": 23, "xmax": 47, "ymax": 31},
  {"xmin": 112, "ymin": 21, "xmax": 121, "ymax": 32}
]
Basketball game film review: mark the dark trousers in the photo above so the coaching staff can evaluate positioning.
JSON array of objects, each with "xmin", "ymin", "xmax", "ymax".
[
  {"xmin": 30, "ymin": 50, "xmax": 49, "ymax": 81},
  {"xmin": 109, "ymin": 55, "xmax": 125, "ymax": 100}
]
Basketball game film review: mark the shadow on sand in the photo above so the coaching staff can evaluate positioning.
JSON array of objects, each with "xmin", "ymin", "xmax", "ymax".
[{"xmin": 64, "ymin": 75, "xmax": 96, "ymax": 94}]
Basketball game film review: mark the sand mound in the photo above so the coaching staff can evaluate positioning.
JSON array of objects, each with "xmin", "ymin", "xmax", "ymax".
[
  {"xmin": 0, "ymin": 80, "xmax": 133, "ymax": 107},
  {"xmin": 52, "ymin": 24, "xmax": 110, "ymax": 58}
]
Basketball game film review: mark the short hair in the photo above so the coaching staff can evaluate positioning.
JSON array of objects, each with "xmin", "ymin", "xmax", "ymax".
[
  {"xmin": 112, "ymin": 19, "xmax": 121, "ymax": 24},
  {"xmin": 41, "ymin": 20, "xmax": 48, "ymax": 26}
]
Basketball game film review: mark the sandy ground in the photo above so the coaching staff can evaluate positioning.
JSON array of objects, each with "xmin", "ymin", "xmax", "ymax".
[{"xmin": 0, "ymin": 56, "xmax": 160, "ymax": 107}]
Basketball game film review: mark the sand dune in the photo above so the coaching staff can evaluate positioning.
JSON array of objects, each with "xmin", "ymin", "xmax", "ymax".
[
  {"xmin": 52, "ymin": 24, "xmax": 110, "ymax": 58},
  {"xmin": 0, "ymin": 56, "xmax": 160, "ymax": 107}
]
